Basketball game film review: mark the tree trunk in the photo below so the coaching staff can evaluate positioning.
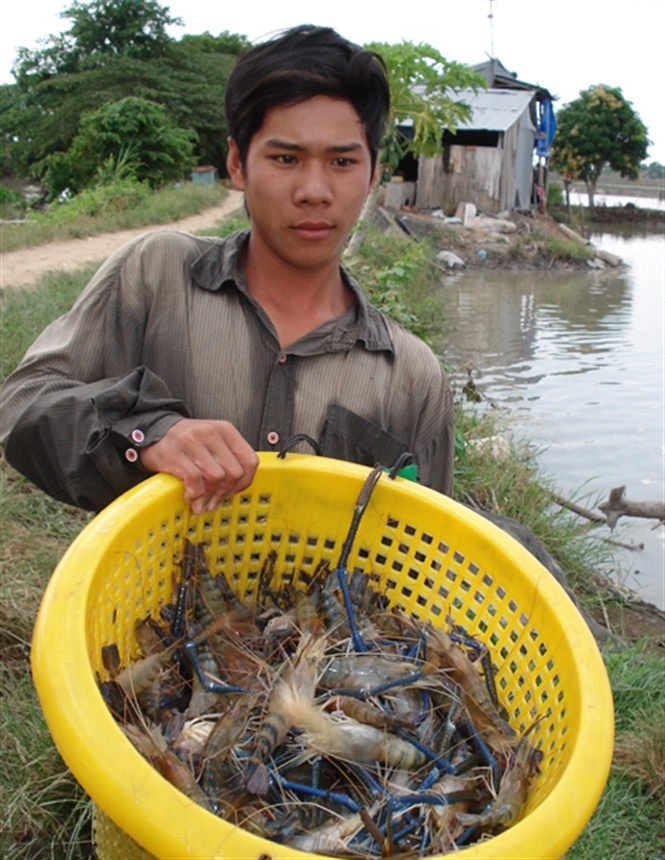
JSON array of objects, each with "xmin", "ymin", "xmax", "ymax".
[
  {"xmin": 343, "ymin": 176, "xmax": 384, "ymax": 259},
  {"xmin": 585, "ymin": 177, "xmax": 597, "ymax": 213}
]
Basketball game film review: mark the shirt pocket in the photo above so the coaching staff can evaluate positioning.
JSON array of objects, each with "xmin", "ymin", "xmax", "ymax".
[{"xmin": 319, "ymin": 404, "xmax": 409, "ymax": 469}]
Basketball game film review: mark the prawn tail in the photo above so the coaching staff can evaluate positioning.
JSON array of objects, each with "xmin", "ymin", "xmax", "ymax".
[{"xmin": 244, "ymin": 759, "xmax": 270, "ymax": 796}]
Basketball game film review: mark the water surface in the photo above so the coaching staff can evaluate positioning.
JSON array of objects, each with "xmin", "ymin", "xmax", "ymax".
[{"xmin": 442, "ymin": 225, "xmax": 664, "ymax": 608}]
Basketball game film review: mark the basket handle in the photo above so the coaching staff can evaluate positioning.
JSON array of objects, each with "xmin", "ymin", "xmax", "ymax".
[
  {"xmin": 386, "ymin": 451, "xmax": 417, "ymax": 480},
  {"xmin": 277, "ymin": 433, "xmax": 322, "ymax": 458}
]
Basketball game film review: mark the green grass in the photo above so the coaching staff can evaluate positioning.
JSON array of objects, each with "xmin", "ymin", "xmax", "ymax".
[
  {"xmin": 197, "ymin": 208, "xmax": 249, "ymax": 238},
  {"xmin": 344, "ymin": 225, "xmax": 450, "ymax": 349},
  {"xmin": 1, "ymin": 199, "xmax": 662, "ymax": 858},
  {"xmin": 564, "ymin": 645, "xmax": 664, "ymax": 860},
  {"xmin": 0, "ymin": 181, "xmax": 228, "ymax": 253},
  {"xmin": 0, "ymin": 662, "xmax": 93, "ymax": 860},
  {"xmin": 453, "ymin": 409, "xmax": 617, "ymax": 596}
]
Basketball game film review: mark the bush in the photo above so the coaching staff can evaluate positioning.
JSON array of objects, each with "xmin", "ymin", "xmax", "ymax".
[
  {"xmin": 0, "ymin": 184, "xmax": 27, "ymax": 218},
  {"xmin": 547, "ymin": 182, "xmax": 564, "ymax": 208},
  {"xmin": 543, "ymin": 236, "xmax": 594, "ymax": 263},
  {"xmin": 40, "ymin": 96, "xmax": 197, "ymax": 197},
  {"xmin": 51, "ymin": 178, "xmax": 151, "ymax": 220}
]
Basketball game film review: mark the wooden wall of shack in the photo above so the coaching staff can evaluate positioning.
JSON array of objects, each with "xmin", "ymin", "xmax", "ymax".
[
  {"xmin": 414, "ymin": 90, "xmax": 537, "ymax": 215},
  {"xmin": 416, "ymin": 120, "xmax": 525, "ymax": 214}
]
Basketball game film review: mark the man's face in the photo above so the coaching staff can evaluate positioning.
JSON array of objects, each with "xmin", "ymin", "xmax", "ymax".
[{"xmin": 227, "ymin": 96, "xmax": 375, "ymax": 272}]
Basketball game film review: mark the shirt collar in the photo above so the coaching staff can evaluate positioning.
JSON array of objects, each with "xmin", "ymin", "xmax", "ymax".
[{"xmin": 191, "ymin": 229, "xmax": 394, "ymax": 354}]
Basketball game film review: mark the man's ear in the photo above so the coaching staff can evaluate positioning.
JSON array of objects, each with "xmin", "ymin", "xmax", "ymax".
[{"xmin": 226, "ymin": 138, "xmax": 245, "ymax": 191}]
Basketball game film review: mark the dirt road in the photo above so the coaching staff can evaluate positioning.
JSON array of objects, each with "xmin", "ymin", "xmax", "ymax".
[{"xmin": 1, "ymin": 190, "xmax": 244, "ymax": 290}]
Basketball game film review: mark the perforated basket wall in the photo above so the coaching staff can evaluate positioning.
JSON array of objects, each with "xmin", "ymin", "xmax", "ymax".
[{"xmin": 32, "ymin": 454, "xmax": 613, "ymax": 860}]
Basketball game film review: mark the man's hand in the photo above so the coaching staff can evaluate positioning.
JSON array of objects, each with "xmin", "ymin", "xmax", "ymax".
[{"xmin": 139, "ymin": 419, "xmax": 259, "ymax": 513}]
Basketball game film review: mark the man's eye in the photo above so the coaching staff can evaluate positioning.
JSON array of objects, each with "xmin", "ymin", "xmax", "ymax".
[
  {"xmin": 274, "ymin": 154, "xmax": 297, "ymax": 164},
  {"xmin": 334, "ymin": 157, "xmax": 354, "ymax": 167}
]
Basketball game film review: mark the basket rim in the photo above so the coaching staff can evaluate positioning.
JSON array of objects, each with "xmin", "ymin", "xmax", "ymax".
[{"xmin": 32, "ymin": 454, "xmax": 614, "ymax": 860}]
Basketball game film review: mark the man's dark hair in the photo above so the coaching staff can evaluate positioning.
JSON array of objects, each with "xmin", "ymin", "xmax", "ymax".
[{"xmin": 225, "ymin": 25, "xmax": 390, "ymax": 174}]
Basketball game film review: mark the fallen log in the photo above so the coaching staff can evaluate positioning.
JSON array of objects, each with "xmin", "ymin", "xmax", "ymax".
[
  {"xmin": 559, "ymin": 222, "xmax": 590, "ymax": 245},
  {"xmin": 598, "ymin": 485, "xmax": 665, "ymax": 530},
  {"xmin": 550, "ymin": 491, "xmax": 606, "ymax": 523}
]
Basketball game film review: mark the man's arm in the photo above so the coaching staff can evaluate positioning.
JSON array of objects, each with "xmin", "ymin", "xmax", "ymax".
[
  {"xmin": 3, "ymin": 367, "xmax": 188, "ymax": 511},
  {"xmin": 3, "ymin": 366, "xmax": 259, "ymax": 513},
  {"xmin": 1, "ymin": 233, "xmax": 259, "ymax": 512}
]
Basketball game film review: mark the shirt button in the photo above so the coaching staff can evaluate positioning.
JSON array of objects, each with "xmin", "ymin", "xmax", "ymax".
[
  {"xmin": 125, "ymin": 448, "xmax": 139, "ymax": 463},
  {"xmin": 131, "ymin": 429, "xmax": 145, "ymax": 444},
  {"xmin": 278, "ymin": 354, "xmax": 287, "ymax": 364},
  {"xmin": 266, "ymin": 431, "xmax": 280, "ymax": 445}
]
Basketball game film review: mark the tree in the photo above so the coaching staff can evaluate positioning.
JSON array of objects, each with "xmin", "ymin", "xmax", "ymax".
[
  {"xmin": 643, "ymin": 161, "xmax": 664, "ymax": 180},
  {"xmin": 64, "ymin": 0, "xmax": 181, "ymax": 59},
  {"xmin": 345, "ymin": 41, "xmax": 485, "ymax": 256},
  {"xmin": 368, "ymin": 42, "xmax": 485, "ymax": 170},
  {"xmin": 550, "ymin": 85, "xmax": 649, "ymax": 210},
  {"xmin": 6, "ymin": 0, "xmax": 248, "ymax": 180},
  {"xmin": 13, "ymin": 0, "xmax": 182, "ymax": 81},
  {"xmin": 42, "ymin": 96, "xmax": 197, "ymax": 193}
]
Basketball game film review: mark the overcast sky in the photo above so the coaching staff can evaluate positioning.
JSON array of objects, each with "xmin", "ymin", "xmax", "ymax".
[{"xmin": 2, "ymin": 0, "xmax": 664, "ymax": 163}]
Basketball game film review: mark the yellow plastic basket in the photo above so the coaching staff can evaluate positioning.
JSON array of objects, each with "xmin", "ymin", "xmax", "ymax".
[{"xmin": 32, "ymin": 453, "xmax": 613, "ymax": 860}]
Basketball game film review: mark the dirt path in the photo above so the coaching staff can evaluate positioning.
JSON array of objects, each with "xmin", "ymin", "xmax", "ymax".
[{"xmin": 1, "ymin": 190, "xmax": 244, "ymax": 290}]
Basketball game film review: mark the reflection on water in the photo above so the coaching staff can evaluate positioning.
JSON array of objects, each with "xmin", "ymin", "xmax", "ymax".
[
  {"xmin": 442, "ymin": 226, "xmax": 665, "ymax": 608},
  {"xmin": 571, "ymin": 192, "xmax": 664, "ymax": 210}
]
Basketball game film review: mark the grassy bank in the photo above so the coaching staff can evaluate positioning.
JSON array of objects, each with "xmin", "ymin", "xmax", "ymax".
[
  {"xmin": 0, "ymin": 180, "xmax": 228, "ymax": 253},
  {"xmin": 1, "ymin": 217, "xmax": 662, "ymax": 858}
]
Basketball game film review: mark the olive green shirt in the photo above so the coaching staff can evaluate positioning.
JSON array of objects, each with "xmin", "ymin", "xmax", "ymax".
[{"xmin": 1, "ymin": 230, "xmax": 455, "ymax": 511}]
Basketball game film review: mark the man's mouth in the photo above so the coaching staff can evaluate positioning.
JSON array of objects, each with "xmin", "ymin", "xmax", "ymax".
[{"xmin": 291, "ymin": 221, "xmax": 335, "ymax": 240}]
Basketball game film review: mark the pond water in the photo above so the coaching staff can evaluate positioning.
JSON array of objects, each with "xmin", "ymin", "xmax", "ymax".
[
  {"xmin": 442, "ymin": 223, "xmax": 665, "ymax": 609},
  {"xmin": 570, "ymin": 192, "xmax": 664, "ymax": 211}
]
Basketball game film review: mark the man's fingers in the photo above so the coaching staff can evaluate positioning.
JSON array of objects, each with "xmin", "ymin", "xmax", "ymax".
[{"xmin": 139, "ymin": 418, "xmax": 259, "ymax": 510}]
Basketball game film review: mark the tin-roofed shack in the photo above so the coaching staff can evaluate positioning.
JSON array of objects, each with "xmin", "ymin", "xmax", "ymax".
[
  {"xmin": 191, "ymin": 166, "xmax": 219, "ymax": 186},
  {"xmin": 399, "ymin": 59, "xmax": 555, "ymax": 215}
]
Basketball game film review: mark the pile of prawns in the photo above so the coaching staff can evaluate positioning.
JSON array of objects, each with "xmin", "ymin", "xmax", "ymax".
[{"xmin": 100, "ymin": 530, "xmax": 543, "ymax": 858}]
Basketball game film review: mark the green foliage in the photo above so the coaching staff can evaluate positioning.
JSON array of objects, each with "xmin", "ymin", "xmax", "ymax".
[
  {"xmin": 345, "ymin": 229, "xmax": 448, "ymax": 347},
  {"xmin": 48, "ymin": 178, "xmax": 152, "ymax": 220},
  {"xmin": 542, "ymin": 236, "xmax": 594, "ymax": 263},
  {"xmin": 643, "ymin": 161, "xmax": 665, "ymax": 180},
  {"xmin": 0, "ymin": 182, "xmax": 226, "ymax": 253},
  {"xmin": 1, "ymin": 267, "xmax": 98, "ymax": 379},
  {"xmin": 547, "ymin": 181, "xmax": 564, "ymax": 207},
  {"xmin": 551, "ymin": 85, "xmax": 650, "ymax": 207},
  {"xmin": 41, "ymin": 96, "xmax": 196, "ymax": 194},
  {"xmin": 63, "ymin": 0, "xmax": 181, "ymax": 60},
  {"xmin": 0, "ymin": 185, "xmax": 27, "ymax": 219},
  {"xmin": 365, "ymin": 41, "xmax": 485, "ymax": 176},
  {"xmin": 372, "ymin": 258, "xmax": 424, "ymax": 334},
  {"xmin": 13, "ymin": 0, "xmax": 182, "ymax": 81},
  {"xmin": 6, "ymin": 1, "xmax": 249, "ymax": 179},
  {"xmin": 0, "ymin": 660, "xmax": 94, "ymax": 860},
  {"xmin": 205, "ymin": 209, "xmax": 251, "ymax": 238},
  {"xmin": 563, "ymin": 670, "xmax": 664, "ymax": 860}
]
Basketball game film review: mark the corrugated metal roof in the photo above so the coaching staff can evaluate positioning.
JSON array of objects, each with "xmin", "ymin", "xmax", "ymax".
[
  {"xmin": 451, "ymin": 88, "xmax": 535, "ymax": 132},
  {"xmin": 471, "ymin": 59, "xmax": 554, "ymax": 100}
]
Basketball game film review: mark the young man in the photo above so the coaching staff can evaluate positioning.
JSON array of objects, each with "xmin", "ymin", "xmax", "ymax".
[{"xmin": 1, "ymin": 25, "xmax": 455, "ymax": 514}]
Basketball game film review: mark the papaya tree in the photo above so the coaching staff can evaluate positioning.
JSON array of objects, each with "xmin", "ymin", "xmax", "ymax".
[
  {"xmin": 550, "ymin": 84, "xmax": 649, "ymax": 211},
  {"xmin": 345, "ymin": 41, "xmax": 485, "ymax": 257}
]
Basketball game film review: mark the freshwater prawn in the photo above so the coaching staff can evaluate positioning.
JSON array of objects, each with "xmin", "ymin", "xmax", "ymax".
[{"xmin": 244, "ymin": 633, "xmax": 328, "ymax": 795}]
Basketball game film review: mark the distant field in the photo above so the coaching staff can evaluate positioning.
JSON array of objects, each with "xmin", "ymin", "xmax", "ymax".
[{"xmin": 550, "ymin": 171, "xmax": 664, "ymax": 198}]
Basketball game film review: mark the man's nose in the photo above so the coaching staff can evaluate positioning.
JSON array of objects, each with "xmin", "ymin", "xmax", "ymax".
[{"xmin": 294, "ymin": 161, "xmax": 333, "ymax": 204}]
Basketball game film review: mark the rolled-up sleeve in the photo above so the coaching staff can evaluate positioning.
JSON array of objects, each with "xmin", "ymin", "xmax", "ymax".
[
  {"xmin": 3, "ymin": 367, "xmax": 189, "ymax": 511},
  {"xmin": 0, "ymin": 234, "xmax": 192, "ymax": 511}
]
